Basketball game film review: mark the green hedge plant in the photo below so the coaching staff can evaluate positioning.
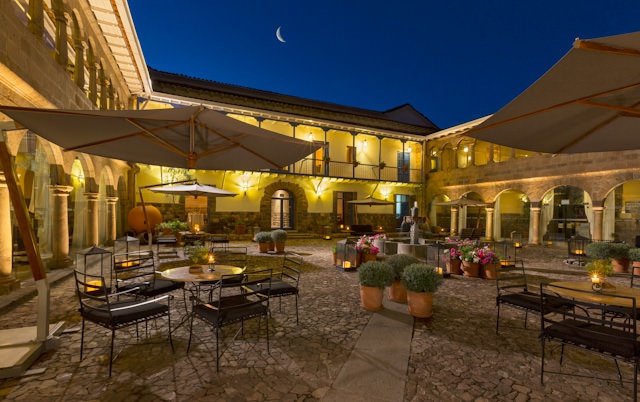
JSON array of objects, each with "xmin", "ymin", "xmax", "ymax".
[
  {"xmin": 358, "ymin": 261, "xmax": 395, "ymax": 288},
  {"xmin": 385, "ymin": 254, "xmax": 420, "ymax": 280},
  {"xmin": 401, "ymin": 263, "xmax": 443, "ymax": 293}
]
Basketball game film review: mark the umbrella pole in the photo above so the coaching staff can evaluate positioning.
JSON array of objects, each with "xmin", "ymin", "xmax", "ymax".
[{"xmin": 0, "ymin": 138, "xmax": 49, "ymax": 341}]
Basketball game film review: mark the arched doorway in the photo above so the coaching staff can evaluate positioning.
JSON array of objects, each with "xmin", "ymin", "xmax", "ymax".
[{"xmin": 271, "ymin": 189, "xmax": 294, "ymax": 230}]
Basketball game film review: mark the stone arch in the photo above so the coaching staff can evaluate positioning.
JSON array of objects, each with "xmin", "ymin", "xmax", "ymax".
[
  {"xmin": 493, "ymin": 189, "xmax": 531, "ymax": 240},
  {"xmin": 259, "ymin": 181, "xmax": 308, "ymax": 230}
]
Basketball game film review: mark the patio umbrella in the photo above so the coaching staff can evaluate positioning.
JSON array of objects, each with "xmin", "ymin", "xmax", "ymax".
[
  {"xmin": 435, "ymin": 198, "xmax": 487, "ymax": 207},
  {"xmin": 435, "ymin": 198, "xmax": 487, "ymax": 230},
  {"xmin": 148, "ymin": 180, "xmax": 237, "ymax": 198},
  {"xmin": 348, "ymin": 198, "xmax": 394, "ymax": 224},
  {"xmin": 466, "ymin": 31, "xmax": 640, "ymax": 154},
  {"xmin": 0, "ymin": 105, "xmax": 321, "ymax": 169}
]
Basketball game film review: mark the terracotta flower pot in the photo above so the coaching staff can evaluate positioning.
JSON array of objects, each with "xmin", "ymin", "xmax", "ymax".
[
  {"xmin": 258, "ymin": 242, "xmax": 269, "ymax": 253},
  {"xmin": 388, "ymin": 280, "xmax": 407, "ymax": 303},
  {"xmin": 360, "ymin": 285, "xmax": 384, "ymax": 311},
  {"xmin": 462, "ymin": 261, "xmax": 480, "ymax": 277},
  {"xmin": 363, "ymin": 253, "xmax": 377, "ymax": 262},
  {"xmin": 447, "ymin": 259, "xmax": 462, "ymax": 275},
  {"xmin": 406, "ymin": 290, "xmax": 434, "ymax": 318},
  {"xmin": 482, "ymin": 263, "xmax": 500, "ymax": 279},
  {"xmin": 612, "ymin": 258, "xmax": 629, "ymax": 273},
  {"xmin": 633, "ymin": 261, "xmax": 640, "ymax": 276},
  {"xmin": 275, "ymin": 242, "xmax": 285, "ymax": 253}
]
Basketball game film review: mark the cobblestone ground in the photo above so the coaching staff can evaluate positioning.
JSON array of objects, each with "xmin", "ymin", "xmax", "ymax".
[{"xmin": 0, "ymin": 240, "xmax": 636, "ymax": 401}]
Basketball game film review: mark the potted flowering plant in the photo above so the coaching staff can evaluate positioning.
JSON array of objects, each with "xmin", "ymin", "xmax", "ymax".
[
  {"xmin": 356, "ymin": 235, "xmax": 380, "ymax": 262},
  {"xmin": 476, "ymin": 246, "xmax": 501, "ymax": 279},
  {"xmin": 459, "ymin": 240, "xmax": 480, "ymax": 277},
  {"xmin": 371, "ymin": 233, "xmax": 387, "ymax": 254},
  {"xmin": 378, "ymin": 161, "xmax": 386, "ymax": 170},
  {"xmin": 445, "ymin": 244, "xmax": 463, "ymax": 275}
]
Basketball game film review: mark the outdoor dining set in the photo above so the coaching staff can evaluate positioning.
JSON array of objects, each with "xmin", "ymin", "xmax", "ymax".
[{"xmin": 73, "ymin": 236, "xmax": 302, "ymax": 376}]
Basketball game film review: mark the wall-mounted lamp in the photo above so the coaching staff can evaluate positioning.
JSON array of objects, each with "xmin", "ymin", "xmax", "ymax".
[
  {"xmin": 307, "ymin": 133, "xmax": 313, "ymax": 141},
  {"xmin": 381, "ymin": 190, "xmax": 390, "ymax": 200},
  {"xmin": 363, "ymin": 139, "xmax": 368, "ymax": 149},
  {"xmin": 407, "ymin": 146, "xmax": 412, "ymax": 153}
]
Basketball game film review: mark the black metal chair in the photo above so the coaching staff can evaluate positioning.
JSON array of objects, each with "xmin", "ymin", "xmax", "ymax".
[
  {"xmin": 113, "ymin": 250, "xmax": 184, "ymax": 299},
  {"xmin": 245, "ymin": 252, "xmax": 302, "ymax": 323},
  {"xmin": 495, "ymin": 260, "xmax": 570, "ymax": 334},
  {"xmin": 73, "ymin": 270, "xmax": 173, "ymax": 376},
  {"xmin": 187, "ymin": 269, "xmax": 272, "ymax": 372},
  {"xmin": 540, "ymin": 282, "xmax": 640, "ymax": 402}
]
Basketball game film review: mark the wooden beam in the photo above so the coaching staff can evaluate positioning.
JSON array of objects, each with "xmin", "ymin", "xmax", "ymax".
[{"xmin": 0, "ymin": 140, "xmax": 46, "ymax": 281}]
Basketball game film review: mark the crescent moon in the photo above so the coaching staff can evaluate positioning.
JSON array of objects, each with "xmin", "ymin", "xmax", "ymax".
[{"xmin": 276, "ymin": 26, "xmax": 286, "ymax": 43}]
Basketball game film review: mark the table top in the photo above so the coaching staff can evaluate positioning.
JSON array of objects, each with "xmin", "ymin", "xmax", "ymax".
[
  {"xmin": 551, "ymin": 280, "xmax": 640, "ymax": 308},
  {"xmin": 159, "ymin": 265, "xmax": 244, "ymax": 283}
]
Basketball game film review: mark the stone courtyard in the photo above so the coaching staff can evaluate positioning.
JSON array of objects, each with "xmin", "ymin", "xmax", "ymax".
[{"xmin": 0, "ymin": 239, "xmax": 635, "ymax": 401}]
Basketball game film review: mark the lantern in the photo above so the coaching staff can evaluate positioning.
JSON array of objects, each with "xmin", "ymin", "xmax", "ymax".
[
  {"xmin": 335, "ymin": 239, "xmax": 358, "ymax": 271},
  {"xmin": 76, "ymin": 246, "xmax": 113, "ymax": 293},
  {"xmin": 568, "ymin": 237, "xmax": 590, "ymax": 265},
  {"xmin": 495, "ymin": 240, "xmax": 518, "ymax": 267}
]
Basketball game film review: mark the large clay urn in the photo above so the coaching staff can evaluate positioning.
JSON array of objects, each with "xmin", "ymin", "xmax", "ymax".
[
  {"xmin": 388, "ymin": 280, "xmax": 407, "ymax": 303},
  {"xmin": 360, "ymin": 285, "xmax": 384, "ymax": 311},
  {"xmin": 406, "ymin": 291, "xmax": 434, "ymax": 318}
]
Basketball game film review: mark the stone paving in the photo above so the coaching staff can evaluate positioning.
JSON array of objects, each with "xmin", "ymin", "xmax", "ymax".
[{"xmin": 0, "ymin": 239, "xmax": 636, "ymax": 401}]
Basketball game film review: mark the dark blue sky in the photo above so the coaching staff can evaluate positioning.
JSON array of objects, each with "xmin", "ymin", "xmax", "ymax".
[{"xmin": 128, "ymin": 1, "xmax": 640, "ymax": 129}]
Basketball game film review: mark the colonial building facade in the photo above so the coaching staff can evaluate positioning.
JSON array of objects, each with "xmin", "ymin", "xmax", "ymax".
[{"xmin": 1, "ymin": 0, "xmax": 638, "ymax": 297}]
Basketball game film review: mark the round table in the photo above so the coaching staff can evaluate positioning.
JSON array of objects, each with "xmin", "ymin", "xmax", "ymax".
[
  {"xmin": 551, "ymin": 280, "xmax": 640, "ymax": 308},
  {"xmin": 160, "ymin": 265, "xmax": 245, "ymax": 283}
]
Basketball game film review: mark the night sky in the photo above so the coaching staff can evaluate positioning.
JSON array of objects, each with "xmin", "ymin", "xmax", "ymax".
[{"xmin": 128, "ymin": 1, "xmax": 640, "ymax": 129}]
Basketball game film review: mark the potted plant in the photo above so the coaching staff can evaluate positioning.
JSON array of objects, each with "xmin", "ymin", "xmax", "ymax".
[
  {"xmin": 356, "ymin": 235, "xmax": 380, "ymax": 262},
  {"xmin": 255, "ymin": 231, "xmax": 272, "ymax": 253},
  {"xmin": 476, "ymin": 246, "xmax": 501, "ymax": 279},
  {"xmin": 385, "ymin": 254, "xmax": 420, "ymax": 303},
  {"xmin": 459, "ymin": 240, "xmax": 480, "ymax": 277},
  {"xmin": 323, "ymin": 156, "xmax": 331, "ymax": 164},
  {"xmin": 156, "ymin": 219, "xmax": 188, "ymax": 235},
  {"xmin": 358, "ymin": 261, "xmax": 394, "ymax": 311},
  {"xmin": 271, "ymin": 229, "xmax": 288, "ymax": 252},
  {"xmin": 629, "ymin": 247, "xmax": 640, "ymax": 275},
  {"xmin": 378, "ymin": 161, "xmax": 386, "ymax": 170},
  {"xmin": 585, "ymin": 258, "xmax": 614, "ymax": 286},
  {"xmin": 586, "ymin": 241, "xmax": 631, "ymax": 273},
  {"xmin": 184, "ymin": 241, "xmax": 210, "ymax": 270},
  {"xmin": 353, "ymin": 160, "xmax": 359, "ymax": 168},
  {"xmin": 445, "ymin": 244, "xmax": 462, "ymax": 275},
  {"xmin": 401, "ymin": 263, "xmax": 444, "ymax": 318},
  {"xmin": 235, "ymin": 218, "xmax": 247, "ymax": 235}
]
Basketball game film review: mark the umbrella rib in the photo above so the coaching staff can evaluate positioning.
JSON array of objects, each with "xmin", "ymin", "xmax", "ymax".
[
  {"xmin": 195, "ymin": 122, "xmax": 283, "ymax": 168},
  {"xmin": 579, "ymin": 100, "xmax": 640, "ymax": 116},
  {"xmin": 127, "ymin": 119, "xmax": 189, "ymax": 156},
  {"xmin": 555, "ymin": 99, "xmax": 640, "ymax": 153},
  {"xmin": 466, "ymin": 81, "xmax": 640, "ymax": 136},
  {"xmin": 574, "ymin": 39, "xmax": 640, "ymax": 57}
]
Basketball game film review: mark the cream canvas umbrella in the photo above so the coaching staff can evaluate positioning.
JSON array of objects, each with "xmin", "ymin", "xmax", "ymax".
[
  {"xmin": 148, "ymin": 180, "xmax": 237, "ymax": 198},
  {"xmin": 466, "ymin": 31, "xmax": 640, "ymax": 153},
  {"xmin": 348, "ymin": 198, "xmax": 394, "ymax": 225},
  {"xmin": 0, "ymin": 105, "xmax": 322, "ymax": 169}
]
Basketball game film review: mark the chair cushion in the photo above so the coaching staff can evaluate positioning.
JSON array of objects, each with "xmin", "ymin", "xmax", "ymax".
[
  {"xmin": 245, "ymin": 278, "xmax": 297, "ymax": 296},
  {"xmin": 138, "ymin": 279, "xmax": 184, "ymax": 297},
  {"xmin": 193, "ymin": 297, "xmax": 267, "ymax": 326},
  {"xmin": 83, "ymin": 300, "xmax": 168, "ymax": 326},
  {"xmin": 545, "ymin": 318, "xmax": 640, "ymax": 358}
]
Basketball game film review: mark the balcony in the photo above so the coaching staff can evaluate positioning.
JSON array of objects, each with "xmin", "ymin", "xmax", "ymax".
[{"xmin": 284, "ymin": 158, "xmax": 422, "ymax": 183}]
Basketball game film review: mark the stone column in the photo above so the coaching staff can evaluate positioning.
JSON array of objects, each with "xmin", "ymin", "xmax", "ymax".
[
  {"xmin": 85, "ymin": 193, "xmax": 99, "ymax": 247},
  {"xmin": 106, "ymin": 196, "xmax": 118, "ymax": 246},
  {"xmin": 592, "ymin": 206, "xmax": 604, "ymax": 242},
  {"xmin": 73, "ymin": 39, "xmax": 85, "ymax": 88},
  {"xmin": 530, "ymin": 206, "xmax": 541, "ymax": 245},
  {"xmin": 0, "ymin": 173, "xmax": 19, "ymax": 293},
  {"xmin": 50, "ymin": 185, "xmax": 73, "ymax": 268},
  {"xmin": 485, "ymin": 207, "xmax": 494, "ymax": 241},
  {"xmin": 450, "ymin": 206, "xmax": 459, "ymax": 237}
]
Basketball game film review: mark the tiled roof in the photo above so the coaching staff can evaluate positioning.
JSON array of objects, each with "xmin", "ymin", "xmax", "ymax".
[{"xmin": 148, "ymin": 68, "xmax": 439, "ymax": 136}]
